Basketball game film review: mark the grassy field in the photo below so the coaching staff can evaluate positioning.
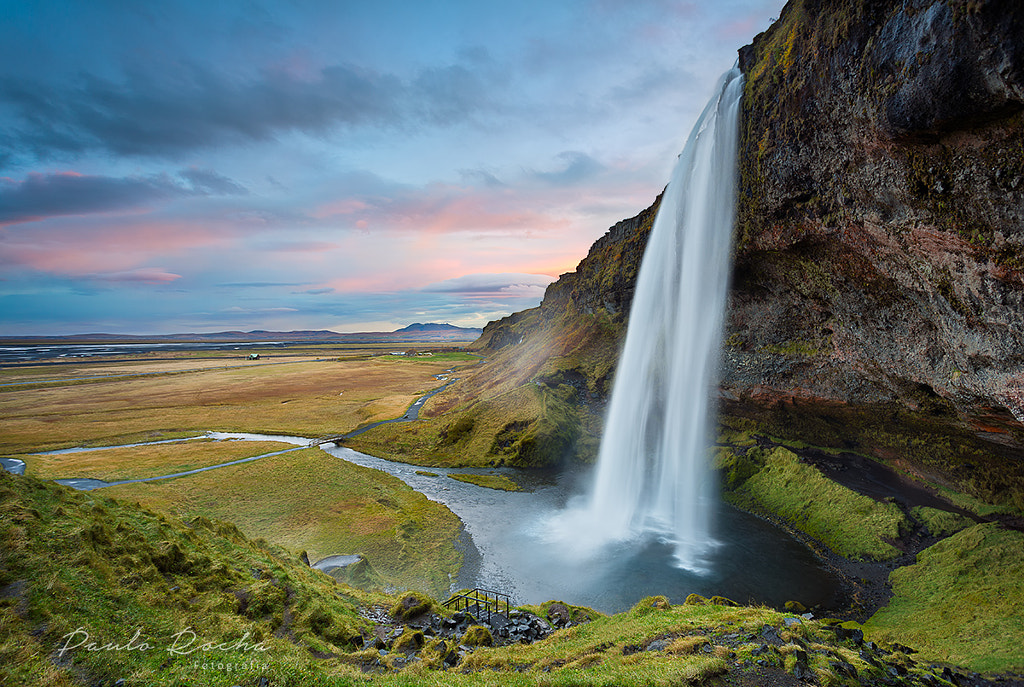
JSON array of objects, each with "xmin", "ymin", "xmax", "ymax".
[
  {"xmin": 22, "ymin": 439, "xmax": 296, "ymax": 481},
  {"xmin": 0, "ymin": 345, "xmax": 476, "ymax": 599},
  {"xmin": 101, "ymin": 448, "xmax": 464, "ymax": 597},
  {"xmin": 0, "ymin": 347, "xmax": 478, "ymax": 454}
]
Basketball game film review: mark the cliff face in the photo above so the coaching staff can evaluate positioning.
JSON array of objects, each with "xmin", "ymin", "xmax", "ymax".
[
  {"xmin": 720, "ymin": 0, "xmax": 1024, "ymax": 503},
  {"xmin": 730, "ymin": 0, "xmax": 1024, "ymax": 422},
  {"xmin": 467, "ymin": 0, "xmax": 1024, "ymax": 503}
]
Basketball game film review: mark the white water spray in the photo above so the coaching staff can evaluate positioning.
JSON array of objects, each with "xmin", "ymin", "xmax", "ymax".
[{"xmin": 554, "ymin": 67, "xmax": 743, "ymax": 569}]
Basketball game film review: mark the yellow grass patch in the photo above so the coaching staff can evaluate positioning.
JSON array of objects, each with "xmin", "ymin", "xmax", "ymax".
[
  {"xmin": 0, "ymin": 351, "xmax": 474, "ymax": 454},
  {"xmin": 22, "ymin": 439, "xmax": 295, "ymax": 481}
]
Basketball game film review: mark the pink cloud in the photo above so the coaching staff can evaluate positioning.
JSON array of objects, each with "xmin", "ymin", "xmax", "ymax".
[
  {"xmin": 82, "ymin": 267, "xmax": 183, "ymax": 284},
  {"xmin": 310, "ymin": 198, "xmax": 372, "ymax": 219},
  {"xmin": 0, "ymin": 217, "xmax": 233, "ymax": 277}
]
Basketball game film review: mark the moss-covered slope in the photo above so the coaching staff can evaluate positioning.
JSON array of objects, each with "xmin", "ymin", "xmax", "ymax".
[{"xmin": 0, "ymin": 470, "xmax": 384, "ymax": 687}]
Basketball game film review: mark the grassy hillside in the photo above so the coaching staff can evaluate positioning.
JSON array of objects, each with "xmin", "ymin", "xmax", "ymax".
[
  {"xmin": 100, "ymin": 448, "xmax": 464, "ymax": 597},
  {"xmin": 0, "ymin": 470, "xmax": 381, "ymax": 687},
  {"xmin": 5, "ymin": 469, "xmax": 1022, "ymax": 684}
]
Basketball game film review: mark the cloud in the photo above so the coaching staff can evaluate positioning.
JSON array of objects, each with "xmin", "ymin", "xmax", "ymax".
[
  {"xmin": 0, "ymin": 55, "xmax": 497, "ymax": 165},
  {"xmin": 422, "ymin": 272, "xmax": 554, "ymax": 296},
  {"xmin": 216, "ymin": 282, "xmax": 306, "ymax": 288},
  {"xmin": 411, "ymin": 63, "xmax": 490, "ymax": 125},
  {"xmin": 530, "ymin": 151, "xmax": 604, "ymax": 186},
  {"xmin": 220, "ymin": 306, "xmax": 300, "ymax": 315},
  {"xmin": 0, "ymin": 172, "xmax": 183, "ymax": 225},
  {"xmin": 0, "ymin": 169, "xmax": 248, "ymax": 226},
  {"xmin": 459, "ymin": 168, "xmax": 506, "ymax": 187},
  {"xmin": 81, "ymin": 267, "xmax": 182, "ymax": 284},
  {"xmin": 178, "ymin": 168, "xmax": 249, "ymax": 196},
  {"xmin": 0, "ymin": 216, "xmax": 234, "ymax": 278},
  {"xmin": 0, "ymin": 65, "xmax": 397, "ymax": 160}
]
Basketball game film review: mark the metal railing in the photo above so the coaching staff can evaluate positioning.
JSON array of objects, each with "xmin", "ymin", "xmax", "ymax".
[{"xmin": 442, "ymin": 588, "xmax": 511, "ymax": 623}]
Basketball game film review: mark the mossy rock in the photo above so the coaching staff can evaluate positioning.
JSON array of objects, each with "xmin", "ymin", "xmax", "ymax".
[
  {"xmin": 709, "ymin": 596, "xmax": 739, "ymax": 607},
  {"xmin": 784, "ymin": 600, "xmax": 808, "ymax": 614},
  {"xmin": 684, "ymin": 594, "xmax": 708, "ymax": 605},
  {"xmin": 327, "ymin": 554, "xmax": 380, "ymax": 590},
  {"xmin": 390, "ymin": 591, "xmax": 435, "ymax": 621},
  {"xmin": 460, "ymin": 625, "xmax": 493, "ymax": 647},
  {"xmin": 421, "ymin": 638, "xmax": 454, "ymax": 667},
  {"xmin": 631, "ymin": 595, "xmax": 671, "ymax": 613},
  {"xmin": 392, "ymin": 629, "xmax": 425, "ymax": 653}
]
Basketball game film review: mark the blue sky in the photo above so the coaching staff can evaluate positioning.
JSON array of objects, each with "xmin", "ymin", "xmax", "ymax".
[{"xmin": 0, "ymin": 0, "xmax": 784, "ymax": 335}]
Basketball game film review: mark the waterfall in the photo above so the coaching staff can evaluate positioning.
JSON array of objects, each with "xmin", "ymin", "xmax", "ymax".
[{"xmin": 555, "ymin": 67, "xmax": 743, "ymax": 570}]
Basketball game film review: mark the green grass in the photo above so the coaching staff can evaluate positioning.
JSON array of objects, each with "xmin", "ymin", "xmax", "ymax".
[
  {"xmin": 721, "ymin": 446, "xmax": 908, "ymax": 561},
  {"xmin": 100, "ymin": 448, "xmax": 463, "ymax": 597},
  {"xmin": 910, "ymin": 505, "xmax": 973, "ymax": 537},
  {"xmin": 447, "ymin": 473, "xmax": 521, "ymax": 491},
  {"xmin": 936, "ymin": 485, "xmax": 1020, "ymax": 518},
  {"xmin": 0, "ymin": 470, "xmax": 383, "ymax": 687},
  {"xmin": 863, "ymin": 523, "xmax": 1024, "ymax": 672},
  {"xmin": 345, "ymin": 382, "xmax": 582, "ymax": 468}
]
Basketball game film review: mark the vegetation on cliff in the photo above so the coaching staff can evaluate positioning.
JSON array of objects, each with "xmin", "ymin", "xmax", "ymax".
[
  {"xmin": 717, "ymin": 445, "xmax": 908, "ymax": 561},
  {"xmin": 863, "ymin": 522, "xmax": 1024, "ymax": 673}
]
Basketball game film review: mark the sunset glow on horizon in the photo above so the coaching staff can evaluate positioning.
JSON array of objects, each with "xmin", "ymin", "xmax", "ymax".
[{"xmin": 1, "ymin": 0, "xmax": 784, "ymax": 336}]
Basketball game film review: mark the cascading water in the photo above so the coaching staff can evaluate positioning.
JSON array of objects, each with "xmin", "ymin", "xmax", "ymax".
[{"xmin": 553, "ymin": 66, "xmax": 743, "ymax": 570}]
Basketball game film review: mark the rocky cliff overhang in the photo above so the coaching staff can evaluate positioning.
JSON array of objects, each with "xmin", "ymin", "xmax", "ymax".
[{"xmin": 730, "ymin": 0, "xmax": 1024, "ymax": 452}]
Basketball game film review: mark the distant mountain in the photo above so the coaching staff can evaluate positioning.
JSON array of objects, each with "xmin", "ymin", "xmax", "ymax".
[{"xmin": 394, "ymin": 323, "xmax": 478, "ymax": 334}]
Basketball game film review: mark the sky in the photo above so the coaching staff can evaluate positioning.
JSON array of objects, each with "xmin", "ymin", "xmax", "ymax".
[{"xmin": 0, "ymin": 0, "xmax": 784, "ymax": 336}]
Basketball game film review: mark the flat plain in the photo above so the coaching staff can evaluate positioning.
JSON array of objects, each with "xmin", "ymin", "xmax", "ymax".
[{"xmin": 1, "ymin": 343, "xmax": 479, "ymax": 596}]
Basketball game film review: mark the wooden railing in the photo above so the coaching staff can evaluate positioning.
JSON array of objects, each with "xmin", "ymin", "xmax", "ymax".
[{"xmin": 442, "ymin": 588, "xmax": 511, "ymax": 623}]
